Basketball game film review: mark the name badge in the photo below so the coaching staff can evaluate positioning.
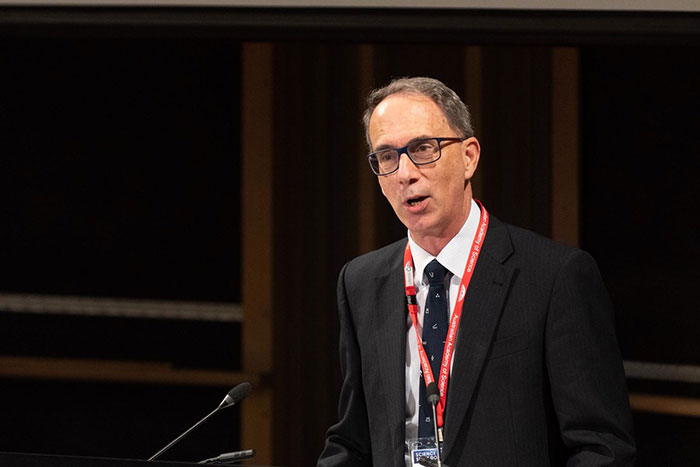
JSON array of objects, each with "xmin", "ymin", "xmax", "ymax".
[{"xmin": 407, "ymin": 437, "xmax": 442, "ymax": 467}]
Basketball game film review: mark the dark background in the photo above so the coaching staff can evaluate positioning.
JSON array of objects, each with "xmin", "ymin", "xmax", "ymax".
[
  {"xmin": 0, "ymin": 37, "xmax": 240, "ymax": 302},
  {"xmin": 0, "ymin": 6, "xmax": 699, "ymax": 467},
  {"xmin": 580, "ymin": 45, "xmax": 700, "ymax": 465},
  {"xmin": 0, "ymin": 34, "xmax": 242, "ymax": 463}
]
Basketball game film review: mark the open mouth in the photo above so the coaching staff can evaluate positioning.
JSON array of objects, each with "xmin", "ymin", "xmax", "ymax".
[{"xmin": 407, "ymin": 196, "xmax": 428, "ymax": 207}]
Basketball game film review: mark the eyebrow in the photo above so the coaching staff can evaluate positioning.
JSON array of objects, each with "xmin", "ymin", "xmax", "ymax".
[{"xmin": 373, "ymin": 135, "xmax": 432, "ymax": 152}]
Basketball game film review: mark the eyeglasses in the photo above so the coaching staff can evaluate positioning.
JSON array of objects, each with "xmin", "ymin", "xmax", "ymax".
[{"xmin": 367, "ymin": 137, "xmax": 465, "ymax": 176}]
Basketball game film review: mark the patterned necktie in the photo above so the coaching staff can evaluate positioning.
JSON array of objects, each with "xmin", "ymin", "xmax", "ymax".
[{"xmin": 418, "ymin": 259, "xmax": 449, "ymax": 438}]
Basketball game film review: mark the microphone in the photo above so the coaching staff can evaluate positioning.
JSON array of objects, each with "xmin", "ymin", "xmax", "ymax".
[
  {"xmin": 197, "ymin": 449, "xmax": 255, "ymax": 464},
  {"xmin": 148, "ymin": 382, "xmax": 253, "ymax": 462},
  {"xmin": 218, "ymin": 382, "xmax": 253, "ymax": 409},
  {"xmin": 426, "ymin": 382, "xmax": 443, "ymax": 467}
]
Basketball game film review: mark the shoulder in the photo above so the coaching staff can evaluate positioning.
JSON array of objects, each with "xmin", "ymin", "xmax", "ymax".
[
  {"xmin": 498, "ymin": 218, "xmax": 581, "ymax": 257},
  {"xmin": 336, "ymin": 239, "xmax": 405, "ymax": 316},
  {"xmin": 489, "ymin": 216, "xmax": 599, "ymax": 276},
  {"xmin": 506, "ymin": 221, "xmax": 575, "ymax": 256},
  {"xmin": 341, "ymin": 238, "xmax": 405, "ymax": 283}
]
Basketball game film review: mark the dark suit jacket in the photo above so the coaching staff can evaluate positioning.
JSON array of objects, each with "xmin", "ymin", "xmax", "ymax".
[{"xmin": 318, "ymin": 216, "xmax": 636, "ymax": 467}]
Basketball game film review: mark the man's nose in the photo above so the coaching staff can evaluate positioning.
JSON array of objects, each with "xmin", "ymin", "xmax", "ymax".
[{"xmin": 396, "ymin": 151, "xmax": 420, "ymax": 183}]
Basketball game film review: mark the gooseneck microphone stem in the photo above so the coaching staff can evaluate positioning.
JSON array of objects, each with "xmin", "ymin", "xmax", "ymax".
[
  {"xmin": 148, "ymin": 382, "xmax": 252, "ymax": 462},
  {"xmin": 148, "ymin": 406, "xmax": 221, "ymax": 461},
  {"xmin": 430, "ymin": 402, "xmax": 442, "ymax": 467},
  {"xmin": 426, "ymin": 382, "xmax": 443, "ymax": 467}
]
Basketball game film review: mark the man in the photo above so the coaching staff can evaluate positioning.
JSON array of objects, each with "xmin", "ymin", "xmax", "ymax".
[{"xmin": 318, "ymin": 77, "xmax": 635, "ymax": 466}]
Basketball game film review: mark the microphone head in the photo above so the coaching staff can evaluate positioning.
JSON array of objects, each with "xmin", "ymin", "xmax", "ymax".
[
  {"xmin": 426, "ymin": 382, "xmax": 440, "ymax": 405},
  {"xmin": 219, "ymin": 382, "xmax": 253, "ymax": 409}
]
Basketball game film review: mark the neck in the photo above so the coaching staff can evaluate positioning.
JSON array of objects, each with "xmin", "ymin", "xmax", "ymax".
[
  {"xmin": 410, "ymin": 196, "xmax": 473, "ymax": 256},
  {"xmin": 411, "ymin": 236, "xmax": 453, "ymax": 257}
]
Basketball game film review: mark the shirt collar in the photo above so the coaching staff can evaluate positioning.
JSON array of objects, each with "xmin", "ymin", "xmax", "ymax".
[{"xmin": 407, "ymin": 199, "xmax": 481, "ymax": 285}]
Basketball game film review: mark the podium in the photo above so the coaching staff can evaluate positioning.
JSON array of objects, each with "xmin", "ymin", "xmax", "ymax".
[{"xmin": 0, "ymin": 452, "xmax": 276, "ymax": 467}]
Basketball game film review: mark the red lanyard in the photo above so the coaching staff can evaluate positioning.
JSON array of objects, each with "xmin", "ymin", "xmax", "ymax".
[{"xmin": 403, "ymin": 200, "xmax": 489, "ymax": 429}]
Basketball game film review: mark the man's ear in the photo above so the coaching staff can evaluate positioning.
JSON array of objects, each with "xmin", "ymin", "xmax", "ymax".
[{"xmin": 463, "ymin": 137, "xmax": 481, "ymax": 180}]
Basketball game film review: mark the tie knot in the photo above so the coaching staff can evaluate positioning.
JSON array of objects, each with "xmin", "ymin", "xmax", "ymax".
[{"xmin": 424, "ymin": 259, "xmax": 447, "ymax": 286}]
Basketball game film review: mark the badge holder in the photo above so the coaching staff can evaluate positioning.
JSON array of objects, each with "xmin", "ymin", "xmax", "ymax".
[{"xmin": 407, "ymin": 437, "xmax": 442, "ymax": 467}]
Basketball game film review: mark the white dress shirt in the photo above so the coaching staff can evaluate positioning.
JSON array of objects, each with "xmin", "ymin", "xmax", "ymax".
[{"xmin": 404, "ymin": 199, "xmax": 480, "ymax": 458}]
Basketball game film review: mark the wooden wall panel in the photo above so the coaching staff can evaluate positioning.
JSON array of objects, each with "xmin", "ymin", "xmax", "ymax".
[
  {"xmin": 270, "ymin": 43, "xmax": 367, "ymax": 467},
  {"xmin": 480, "ymin": 46, "xmax": 553, "ymax": 235},
  {"xmin": 241, "ymin": 42, "xmax": 274, "ymax": 465},
  {"xmin": 551, "ymin": 47, "xmax": 580, "ymax": 246}
]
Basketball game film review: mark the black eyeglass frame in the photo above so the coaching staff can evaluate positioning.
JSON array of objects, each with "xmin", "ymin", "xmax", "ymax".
[{"xmin": 367, "ymin": 137, "xmax": 465, "ymax": 176}]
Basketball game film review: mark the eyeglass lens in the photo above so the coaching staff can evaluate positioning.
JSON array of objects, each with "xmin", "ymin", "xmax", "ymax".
[{"xmin": 371, "ymin": 138, "xmax": 440, "ymax": 175}]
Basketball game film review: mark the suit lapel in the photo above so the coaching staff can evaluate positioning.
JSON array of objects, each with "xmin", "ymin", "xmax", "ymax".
[
  {"xmin": 441, "ymin": 217, "xmax": 516, "ymax": 458},
  {"xmin": 372, "ymin": 244, "xmax": 409, "ymax": 466}
]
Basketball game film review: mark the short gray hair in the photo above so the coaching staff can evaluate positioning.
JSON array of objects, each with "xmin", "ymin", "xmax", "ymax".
[{"xmin": 362, "ymin": 76, "xmax": 473, "ymax": 149}]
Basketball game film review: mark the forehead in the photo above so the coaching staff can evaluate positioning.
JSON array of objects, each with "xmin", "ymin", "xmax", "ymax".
[{"xmin": 369, "ymin": 93, "xmax": 451, "ymax": 148}]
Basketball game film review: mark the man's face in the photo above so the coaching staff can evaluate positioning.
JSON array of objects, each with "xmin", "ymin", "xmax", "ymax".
[{"xmin": 369, "ymin": 94, "xmax": 479, "ymax": 246}]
